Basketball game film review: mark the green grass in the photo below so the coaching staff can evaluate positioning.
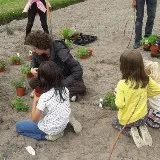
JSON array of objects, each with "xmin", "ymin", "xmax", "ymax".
[{"xmin": 0, "ymin": 0, "xmax": 84, "ymax": 25}]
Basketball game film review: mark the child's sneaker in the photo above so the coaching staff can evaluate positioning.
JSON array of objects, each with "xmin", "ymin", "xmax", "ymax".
[
  {"xmin": 70, "ymin": 96, "xmax": 77, "ymax": 102},
  {"xmin": 69, "ymin": 114, "xmax": 82, "ymax": 134},
  {"xmin": 139, "ymin": 125, "xmax": 152, "ymax": 146},
  {"xmin": 45, "ymin": 131, "xmax": 64, "ymax": 141},
  {"xmin": 130, "ymin": 127, "xmax": 145, "ymax": 148}
]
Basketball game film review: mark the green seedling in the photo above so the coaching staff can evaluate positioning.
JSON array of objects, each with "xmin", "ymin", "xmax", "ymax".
[
  {"xmin": 11, "ymin": 97, "xmax": 29, "ymax": 112},
  {"xmin": 102, "ymin": 92, "xmax": 117, "ymax": 110}
]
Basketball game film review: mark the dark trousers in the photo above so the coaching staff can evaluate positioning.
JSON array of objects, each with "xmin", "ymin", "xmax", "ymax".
[
  {"xmin": 29, "ymin": 77, "xmax": 86, "ymax": 97},
  {"xmin": 135, "ymin": 0, "xmax": 157, "ymax": 43},
  {"xmin": 26, "ymin": 1, "xmax": 49, "ymax": 37}
]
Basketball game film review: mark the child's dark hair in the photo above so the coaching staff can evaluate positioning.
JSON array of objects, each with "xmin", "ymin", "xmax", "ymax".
[
  {"xmin": 25, "ymin": 30, "xmax": 52, "ymax": 50},
  {"xmin": 38, "ymin": 61, "xmax": 66, "ymax": 101},
  {"xmin": 120, "ymin": 50, "xmax": 149, "ymax": 89}
]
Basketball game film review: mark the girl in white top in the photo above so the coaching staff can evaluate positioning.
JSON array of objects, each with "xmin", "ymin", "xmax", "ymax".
[
  {"xmin": 16, "ymin": 61, "xmax": 71, "ymax": 140},
  {"xmin": 144, "ymin": 60, "xmax": 160, "ymax": 128}
]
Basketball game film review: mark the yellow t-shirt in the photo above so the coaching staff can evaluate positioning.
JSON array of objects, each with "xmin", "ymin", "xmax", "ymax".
[{"xmin": 115, "ymin": 77, "xmax": 160, "ymax": 125}]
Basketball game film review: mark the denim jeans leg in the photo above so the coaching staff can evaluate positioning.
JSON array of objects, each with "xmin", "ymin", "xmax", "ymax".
[
  {"xmin": 135, "ymin": 0, "xmax": 145, "ymax": 43},
  {"xmin": 145, "ymin": 0, "xmax": 157, "ymax": 37},
  {"xmin": 16, "ymin": 120, "xmax": 46, "ymax": 140}
]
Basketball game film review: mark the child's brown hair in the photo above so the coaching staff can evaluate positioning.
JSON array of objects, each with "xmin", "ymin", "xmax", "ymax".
[{"xmin": 120, "ymin": 50, "xmax": 149, "ymax": 89}]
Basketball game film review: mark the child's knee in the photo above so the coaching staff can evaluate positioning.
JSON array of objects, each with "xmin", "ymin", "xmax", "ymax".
[{"xmin": 16, "ymin": 121, "xmax": 24, "ymax": 133}]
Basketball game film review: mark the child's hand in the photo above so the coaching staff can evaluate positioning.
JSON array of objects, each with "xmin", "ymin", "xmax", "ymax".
[
  {"xmin": 33, "ymin": 91, "xmax": 39, "ymax": 103},
  {"xmin": 31, "ymin": 68, "xmax": 38, "ymax": 76},
  {"xmin": 132, "ymin": 0, "xmax": 136, "ymax": 8}
]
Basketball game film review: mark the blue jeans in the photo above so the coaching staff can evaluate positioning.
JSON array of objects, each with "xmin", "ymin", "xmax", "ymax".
[
  {"xmin": 135, "ymin": 0, "xmax": 157, "ymax": 43},
  {"xmin": 16, "ymin": 120, "xmax": 46, "ymax": 140}
]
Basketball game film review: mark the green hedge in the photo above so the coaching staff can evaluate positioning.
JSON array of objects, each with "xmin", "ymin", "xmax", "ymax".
[{"xmin": 0, "ymin": 0, "xmax": 84, "ymax": 25}]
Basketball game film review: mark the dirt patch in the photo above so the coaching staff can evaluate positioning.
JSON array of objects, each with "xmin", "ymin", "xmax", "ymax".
[{"xmin": 0, "ymin": 0, "xmax": 160, "ymax": 159}]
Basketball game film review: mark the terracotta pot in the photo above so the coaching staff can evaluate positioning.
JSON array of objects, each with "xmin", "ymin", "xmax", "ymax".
[
  {"xmin": 143, "ymin": 44, "xmax": 151, "ymax": 51},
  {"xmin": 0, "ymin": 67, "xmax": 5, "ymax": 72},
  {"xmin": 34, "ymin": 87, "xmax": 42, "ymax": 97},
  {"xmin": 12, "ymin": 60, "xmax": 20, "ymax": 65},
  {"xmin": 151, "ymin": 45, "xmax": 159, "ymax": 54},
  {"xmin": 26, "ymin": 72, "xmax": 34, "ymax": 79},
  {"xmin": 16, "ymin": 88, "xmax": 25, "ymax": 97},
  {"xmin": 80, "ymin": 55, "xmax": 87, "ymax": 59},
  {"xmin": 88, "ymin": 49, "xmax": 93, "ymax": 56}
]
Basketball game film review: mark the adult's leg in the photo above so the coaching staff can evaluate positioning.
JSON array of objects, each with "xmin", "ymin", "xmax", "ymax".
[
  {"xmin": 16, "ymin": 120, "xmax": 46, "ymax": 140},
  {"xmin": 134, "ymin": 0, "xmax": 145, "ymax": 44},
  {"xmin": 26, "ymin": 3, "xmax": 37, "ymax": 37},
  {"xmin": 67, "ymin": 81, "xmax": 86, "ymax": 97},
  {"xmin": 37, "ymin": 9, "xmax": 49, "ymax": 34},
  {"xmin": 145, "ymin": 0, "xmax": 157, "ymax": 37}
]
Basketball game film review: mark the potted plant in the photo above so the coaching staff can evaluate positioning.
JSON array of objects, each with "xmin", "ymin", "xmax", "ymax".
[
  {"xmin": 60, "ymin": 27, "xmax": 73, "ymax": 40},
  {"xmin": 10, "ymin": 54, "xmax": 21, "ymax": 65},
  {"xmin": 150, "ymin": 43, "xmax": 159, "ymax": 55},
  {"xmin": 11, "ymin": 76, "xmax": 26, "ymax": 97},
  {"xmin": 0, "ymin": 59, "xmax": 7, "ymax": 72},
  {"xmin": 102, "ymin": 92, "xmax": 117, "ymax": 110},
  {"xmin": 34, "ymin": 86, "xmax": 42, "ymax": 97},
  {"xmin": 141, "ymin": 35, "xmax": 158, "ymax": 51},
  {"xmin": 141, "ymin": 37, "xmax": 150, "ymax": 51},
  {"xmin": 21, "ymin": 63, "xmax": 33, "ymax": 79},
  {"xmin": 150, "ymin": 36, "xmax": 160, "ymax": 55},
  {"xmin": 88, "ymin": 49, "xmax": 93, "ymax": 56},
  {"xmin": 64, "ymin": 39, "xmax": 73, "ymax": 48},
  {"xmin": 76, "ymin": 47, "xmax": 93, "ymax": 59},
  {"xmin": 11, "ymin": 97, "xmax": 29, "ymax": 112}
]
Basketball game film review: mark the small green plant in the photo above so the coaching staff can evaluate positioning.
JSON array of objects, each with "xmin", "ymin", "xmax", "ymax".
[
  {"xmin": 140, "ymin": 37, "xmax": 149, "ymax": 45},
  {"xmin": 141, "ymin": 35, "xmax": 158, "ymax": 45},
  {"xmin": 11, "ymin": 97, "xmax": 29, "ymax": 112},
  {"xmin": 10, "ymin": 55, "xmax": 20, "ymax": 62},
  {"xmin": 11, "ymin": 76, "xmax": 25, "ymax": 88},
  {"xmin": 60, "ymin": 27, "xmax": 73, "ymax": 39},
  {"xmin": 76, "ymin": 47, "xmax": 89, "ymax": 58},
  {"xmin": 65, "ymin": 39, "xmax": 73, "ymax": 47},
  {"xmin": 21, "ymin": 64, "xmax": 31, "ymax": 75},
  {"xmin": 0, "ymin": 59, "xmax": 7, "ymax": 68},
  {"xmin": 102, "ymin": 92, "xmax": 117, "ymax": 110}
]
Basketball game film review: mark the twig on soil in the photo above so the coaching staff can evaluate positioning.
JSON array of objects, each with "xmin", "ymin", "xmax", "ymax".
[
  {"xmin": 108, "ymin": 95, "xmax": 142, "ymax": 160},
  {"xmin": 124, "ymin": 9, "xmax": 136, "ymax": 48}
]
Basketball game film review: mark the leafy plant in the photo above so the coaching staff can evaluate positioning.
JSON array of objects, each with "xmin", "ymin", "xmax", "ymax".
[
  {"xmin": 0, "ymin": 59, "xmax": 7, "ymax": 68},
  {"xmin": 65, "ymin": 39, "xmax": 73, "ymax": 47},
  {"xmin": 10, "ymin": 55, "xmax": 20, "ymax": 62},
  {"xmin": 11, "ymin": 97, "xmax": 29, "ymax": 112},
  {"xmin": 21, "ymin": 63, "xmax": 31, "ymax": 75},
  {"xmin": 11, "ymin": 76, "xmax": 25, "ymax": 88},
  {"xmin": 102, "ymin": 92, "xmax": 117, "ymax": 110},
  {"xmin": 76, "ymin": 47, "xmax": 89, "ymax": 58},
  {"xmin": 60, "ymin": 27, "xmax": 73, "ymax": 39},
  {"xmin": 141, "ymin": 35, "xmax": 159, "ymax": 45}
]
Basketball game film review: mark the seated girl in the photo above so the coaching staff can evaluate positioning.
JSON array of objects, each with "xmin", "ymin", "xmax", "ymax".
[
  {"xmin": 16, "ymin": 61, "xmax": 82, "ymax": 141},
  {"xmin": 144, "ymin": 60, "xmax": 160, "ymax": 128},
  {"xmin": 112, "ymin": 50, "xmax": 160, "ymax": 147}
]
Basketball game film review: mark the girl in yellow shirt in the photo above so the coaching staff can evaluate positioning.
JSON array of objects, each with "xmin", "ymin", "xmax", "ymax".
[{"xmin": 112, "ymin": 50, "xmax": 160, "ymax": 147}]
